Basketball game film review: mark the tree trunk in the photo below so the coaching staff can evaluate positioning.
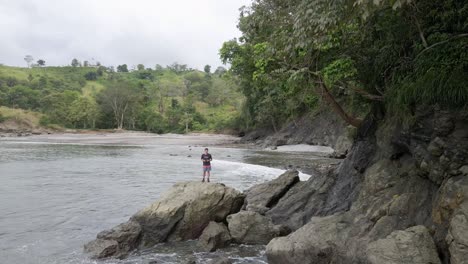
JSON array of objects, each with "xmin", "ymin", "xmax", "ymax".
[{"xmin": 316, "ymin": 81, "xmax": 362, "ymax": 128}]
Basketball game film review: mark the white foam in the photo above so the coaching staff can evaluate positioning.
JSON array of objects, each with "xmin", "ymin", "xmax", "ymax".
[{"xmin": 271, "ymin": 144, "xmax": 334, "ymax": 153}]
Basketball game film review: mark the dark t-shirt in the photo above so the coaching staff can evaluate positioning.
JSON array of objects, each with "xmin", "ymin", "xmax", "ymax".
[{"xmin": 201, "ymin": 153, "xmax": 212, "ymax": 166}]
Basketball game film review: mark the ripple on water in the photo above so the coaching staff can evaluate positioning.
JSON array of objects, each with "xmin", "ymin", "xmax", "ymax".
[{"xmin": 0, "ymin": 137, "xmax": 334, "ymax": 264}]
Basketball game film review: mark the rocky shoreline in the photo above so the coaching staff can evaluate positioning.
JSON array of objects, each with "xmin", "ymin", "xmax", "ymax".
[{"xmin": 85, "ymin": 106, "xmax": 468, "ymax": 264}]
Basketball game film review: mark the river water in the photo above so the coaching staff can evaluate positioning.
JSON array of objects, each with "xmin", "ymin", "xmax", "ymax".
[{"xmin": 0, "ymin": 133, "xmax": 333, "ymax": 264}]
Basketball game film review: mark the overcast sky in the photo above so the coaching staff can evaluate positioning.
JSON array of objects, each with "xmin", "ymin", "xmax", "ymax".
[{"xmin": 0, "ymin": 0, "xmax": 251, "ymax": 70}]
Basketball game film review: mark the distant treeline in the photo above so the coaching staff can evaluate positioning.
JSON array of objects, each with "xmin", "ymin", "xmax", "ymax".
[{"xmin": 0, "ymin": 63, "xmax": 243, "ymax": 133}]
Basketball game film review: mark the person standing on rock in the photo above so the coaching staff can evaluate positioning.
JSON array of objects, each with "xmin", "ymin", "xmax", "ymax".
[{"xmin": 201, "ymin": 148, "xmax": 212, "ymax": 182}]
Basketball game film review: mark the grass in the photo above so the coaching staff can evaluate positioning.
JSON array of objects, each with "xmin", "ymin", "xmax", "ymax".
[
  {"xmin": 82, "ymin": 81, "xmax": 106, "ymax": 97},
  {"xmin": 0, "ymin": 106, "xmax": 43, "ymax": 127}
]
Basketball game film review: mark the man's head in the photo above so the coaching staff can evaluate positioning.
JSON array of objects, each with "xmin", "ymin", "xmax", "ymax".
[{"xmin": 204, "ymin": 148, "xmax": 208, "ymax": 153}]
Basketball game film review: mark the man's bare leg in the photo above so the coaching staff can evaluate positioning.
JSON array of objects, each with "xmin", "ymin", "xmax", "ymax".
[
  {"xmin": 207, "ymin": 171, "xmax": 210, "ymax": 182},
  {"xmin": 202, "ymin": 171, "xmax": 206, "ymax": 182}
]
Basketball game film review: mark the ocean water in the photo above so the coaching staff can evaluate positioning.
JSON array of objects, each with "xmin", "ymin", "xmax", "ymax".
[{"xmin": 0, "ymin": 133, "xmax": 331, "ymax": 264}]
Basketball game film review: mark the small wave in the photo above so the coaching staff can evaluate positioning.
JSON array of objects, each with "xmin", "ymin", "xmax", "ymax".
[{"xmin": 214, "ymin": 159, "xmax": 311, "ymax": 181}]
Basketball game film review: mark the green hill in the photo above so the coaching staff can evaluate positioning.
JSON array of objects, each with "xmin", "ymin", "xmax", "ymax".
[{"xmin": 0, "ymin": 64, "xmax": 243, "ymax": 133}]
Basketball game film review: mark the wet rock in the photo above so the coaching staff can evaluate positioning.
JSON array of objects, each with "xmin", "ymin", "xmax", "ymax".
[
  {"xmin": 198, "ymin": 221, "xmax": 231, "ymax": 252},
  {"xmin": 131, "ymin": 182, "xmax": 244, "ymax": 246},
  {"xmin": 182, "ymin": 257, "xmax": 197, "ymax": 264},
  {"xmin": 227, "ymin": 211, "xmax": 290, "ymax": 244},
  {"xmin": 85, "ymin": 182, "xmax": 244, "ymax": 259},
  {"xmin": 84, "ymin": 220, "xmax": 141, "ymax": 259},
  {"xmin": 209, "ymin": 256, "xmax": 232, "ymax": 264},
  {"xmin": 84, "ymin": 239, "xmax": 119, "ymax": 259},
  {"xmin": 243, "ymin": 170, "xmax": 299, "ymax": 213},
  {"xmin": 366, "ymin": 226, "xmax": 441, "ymax": 264}
]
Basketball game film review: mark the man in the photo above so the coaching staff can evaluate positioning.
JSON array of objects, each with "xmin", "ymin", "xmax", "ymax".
[{"xmin": 201, "ymin": 148, "xmax": 212, "ymax": 182}]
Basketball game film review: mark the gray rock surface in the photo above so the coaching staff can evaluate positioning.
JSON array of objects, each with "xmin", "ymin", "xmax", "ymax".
[
  {"xmin": 366, "ymin": 226, "xmax": 441, "ymax": 264},
  {"xmin": 85, "ymin": 182, "xmax": 244, "ymax": 259},
  {"xmin": 443, "ymin": 176, "xmax": 468, "ymax": 264},
  {"xmin": 243, "ymin": 170, "xmax": 299, "ymax": 213},
  {"xmin": 83, "ymin": 239, "xmax": 119, "ymax": 259},
  {"xmin": 266, "ymin": 108, "xmax": 468, "ymax": 264},
  {"xmin": 198, "ymin": 221, "xmax": 231, "ymax": 252},
  {"xmin": 84, "ymin": 220, "xmax": 141, "ymax": 259},
  {"xmin": 131, "ymin": 182, "xmax": 244, "ymax": 246},
  {"xmin": 227, "ymin": 211, "xmax": 289, "ymax": 244},
  {"xmin": 209, "ymin": 256, "xmax": 233, "ymax": 264}
]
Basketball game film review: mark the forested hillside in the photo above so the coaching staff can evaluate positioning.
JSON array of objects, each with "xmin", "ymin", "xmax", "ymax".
[
  {"xmin": 221, "ymin": 0, "xmax": 468, "ymax": 131},
  {"xmin": 0, "ymin": 62, "xmax": 242, "ymax": 133}
]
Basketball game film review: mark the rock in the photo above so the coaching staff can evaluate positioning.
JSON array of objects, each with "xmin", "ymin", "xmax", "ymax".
[
  {"xmin": 443, "ymin": 175, "xmax": 468, "ymax": 264},
  {"xmin": 266, "ymin": 214, "xmax": 352, "ymax": 264},
  {"xmin": 227, "ymin": 211, "xmax": 289, "ymax": 244},
  {"xmin": 366, "ymin": 226, "xmax": 441, "ymax": 264},
  {"xmin": 460, "ymin": 165, "xmax": 468, "ymax": 175},
  {"xmin": 243, "ymin": 170, "xmax": 299, "ymax": 213},
  {"xmin": 266, "ymin": 166, "xmax": 339, "ymax": 230},
  {"xmin": 131, "ymin": 182, "xmax": 244, "ymax": 246},
  {"xmin": 427, "ymin": 137, "xmax": 445, "ymax": 156},
  {"xmin": 198, "ymin": 221, "xmax": 231, "ymax": 252},
  {"xmin": 334, "ymin": 134, "xmax": 352, "ymax": 158},
  {"xmin": 210, "ymin": 256, "xmax": 232, "ymax": 264},
  {"xmin": 84, "ymin": 239, "xmax": 119, "ymax": 259},
  {"xmin": 447, "ymin": 212, "xmax": 468, "ymax": 264},
  {"xmin": 84, "ymin": 220, "xmax": 141, "ymax": 259},
  {"xmin": 182, "ymin": 257, "xmax": 197, "ymax": 264}
]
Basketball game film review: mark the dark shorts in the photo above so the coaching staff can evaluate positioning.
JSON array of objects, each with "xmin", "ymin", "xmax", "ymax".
[{"xmin": 203, "ymin": 165, "xmax": 211, "ymax": 172}]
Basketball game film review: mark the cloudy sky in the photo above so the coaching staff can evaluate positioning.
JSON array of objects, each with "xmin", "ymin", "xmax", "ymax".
[{"xmin": 0, "ymin": 0, "xmax": 251, "ymax": 70}]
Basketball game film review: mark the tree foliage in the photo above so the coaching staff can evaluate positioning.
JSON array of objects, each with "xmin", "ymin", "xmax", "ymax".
[
  {"xmin": 0, "ymin": 59, "xmax": 244, "ymax": 132},
  {"xmin": 221, "ymin": 0, "xmax": 468, "ymax": 129}
]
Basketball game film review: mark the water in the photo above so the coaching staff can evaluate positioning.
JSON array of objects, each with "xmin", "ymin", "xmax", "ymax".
[{"xmin": 0, "ymin": 133, "xmax": 332, "ymax": 264}]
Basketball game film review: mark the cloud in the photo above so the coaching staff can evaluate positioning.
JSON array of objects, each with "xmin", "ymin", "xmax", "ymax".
[{"xmin": 0, "ymin": 0, "xmax": 251, "ymax": 70}]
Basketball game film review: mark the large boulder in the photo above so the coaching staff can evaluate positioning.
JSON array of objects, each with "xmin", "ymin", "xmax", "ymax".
[
  {"xmin": 447, "ymin": 212, "xmax": 468, "ymax": 264},
  {"xmin": 198, "ymin": 221, "xmax": 231, "ymax": 252},
  {"xmin": 243, "ymin": 170, "xmax": 299, "ymax": 214},
  {"xmin": 131, "ymin": 182, "xmax": 244, "ymax": 246},
  {"xmin": 444, "ymin": 176, "xmax": 468, "ymax": 264},
  {"xmin": 266, "ymin": 158, "xmax": 436, "ymax": 264},
  {"xmin": 85, "ymin": 182, "xmax": 244, "ymax": 259},
  {"xmin": 366, "ymin": 226, "xmax": 441, "ymax": 264},
  {"xmin": 84, "ymin": 220, "xmax": 141, "ymax": 259},
  {"xmin": 266, "ymin": 166, "xmax": 341, "ymax": 230},
  {"xmin": 266, "ymin": 213, "xmax": 366, "ymax": 264},
  {"xmin": 227, "ymin": 211, "xmax": 290, "ymax": 244}
]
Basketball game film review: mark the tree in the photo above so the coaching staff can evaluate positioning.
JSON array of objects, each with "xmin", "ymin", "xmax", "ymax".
[
  {"xmin": 221, "ymin": 0, "xmax": 467, "ymax": 129},
  {"xmin": 167, "ymin": 62, "xmax": 188, "ymax": 74},
  {"xmin": 83, "ymin": 60, "xmax": 89, "ymax": 67},
  {"xmin": 69, "ymin": 97, "xmax": 100, "ymax": 128},
  {"xmin": 84, "ymin": 71, "xmax": 98, "ymax": 80},
  {"xmin": 204, "ymin": 65, "xmax": 211, "ymax": 74},
  {"xmin": 71, "ymin": 58, "xmax": 80, "ymax": 67},
  {"xmin": 98, "ymin": 81, "xmax": 140, "ymax": 129},
  {"xmin": 37, "ymin": 59, "xmax": 45, "ymax": 67},
  {"xmin": 214, "ymin": 66, "xmax": 227, "ymax": 75},
  {"xmin": 137, "ymin": 64, "xmax": 145, "ymax": 71},
  {"xmin": 24, "ymin": 55, "xmax": 34, "ymax": 68},
  {"xmin": 117, "ymin": 64, "xmax": 129, "ymax": 72}
]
